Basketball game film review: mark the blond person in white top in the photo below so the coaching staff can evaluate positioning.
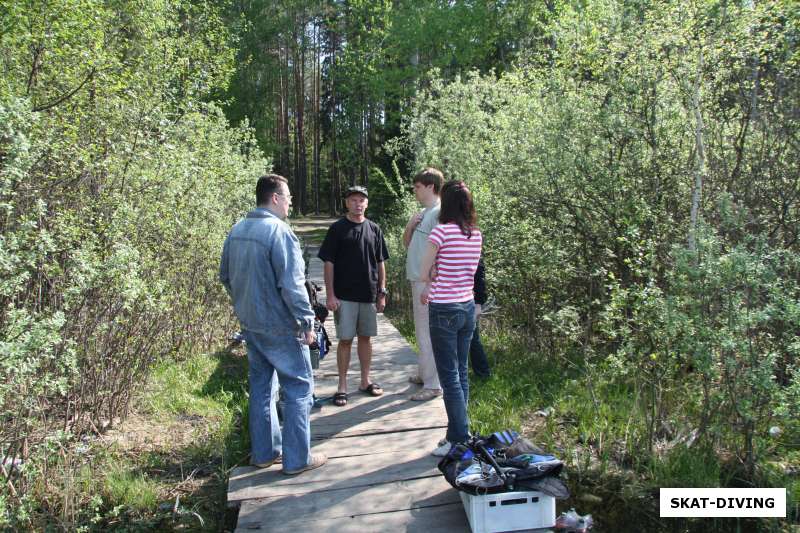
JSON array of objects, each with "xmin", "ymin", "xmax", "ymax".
[{"xmin": 403, "ymin": 168, "xmax": 444, "ymax": 401}]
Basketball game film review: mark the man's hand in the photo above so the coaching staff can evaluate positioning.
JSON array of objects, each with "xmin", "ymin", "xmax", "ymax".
[
  {"xmin": 403, "ymin": 211, "xmax": 424, "ymax": 248},
  {"xmin": 326, "ymin": 294, "xmax": 340, "ymax": 312},
  {"xmin": 474, "ymin": 303, "xmax": 482, "ymax": 321},
  {"xmin": 303, "ymin": 330, "xmax": 315, "ymax": 345},
  {"xmin": 376, "ymin": 294, "xmax": 386, "ymax": 313}
]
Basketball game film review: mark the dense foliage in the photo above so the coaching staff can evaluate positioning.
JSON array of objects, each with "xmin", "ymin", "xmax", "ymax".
[
  {"xmin": 1, "ymin": 0, "xmax": 798, "ymax": 528},
  {"xmin": 388, "ymin": 0, "xmax": 799, "ymax": 490},
  {"xmin": 0, "ymin": 0, "xmax": 265, "ymax": 525},
  {"xmin": 222, "ymin": 0, "xmax": 549, "ymax": 215}
]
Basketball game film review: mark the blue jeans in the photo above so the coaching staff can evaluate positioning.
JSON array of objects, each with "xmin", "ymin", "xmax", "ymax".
[
  {"xmin": 470, "ymin": 325, "xmax": 491, "ymax": 377},
  {"xmin": 429, "ymin": 300, "xmax": 475, "ymax": 444},
  {"xmin": 244, "ymin": 330, "xmax": 314, "ymax": 471}
]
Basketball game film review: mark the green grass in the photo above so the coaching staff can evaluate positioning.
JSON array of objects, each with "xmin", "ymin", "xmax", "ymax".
[
  {"xmin": 103, "ymin": 467, "xmax": 160, "ymax": 511},
  {"xmin": 146, "ymin": 349, "xmax": 251, "ymax": 461},
  {"xmin": 468, "ymin": 331, "xmax": 566, "ymax": 436},
  {"xmin": 31, "ymin": 347, "xmax": 255, "ymax": 531},
  {"xmin": 387, "ymin": 309, "xmax": 567, "ymax": 438},
  {"xmin": 647, "ymin": 445, "xmax": 723, "ymax": 488},
  {"xmin": 146, "ymin": 352, "xmax": 237, "ymax": 418}
]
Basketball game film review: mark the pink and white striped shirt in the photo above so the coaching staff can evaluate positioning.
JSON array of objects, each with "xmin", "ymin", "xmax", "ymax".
[{"xmin": 428, "ymin": 223, "xmax": 482, "ymax": 304}]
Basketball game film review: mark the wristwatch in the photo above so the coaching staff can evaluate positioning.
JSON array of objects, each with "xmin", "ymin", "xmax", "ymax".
[{"xmin": 377, "ymin": 288, "xmax": 388, "ymax": 297}]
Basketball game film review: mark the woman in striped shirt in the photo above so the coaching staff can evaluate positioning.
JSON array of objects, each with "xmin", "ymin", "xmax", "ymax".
[{"xmin": 420, "ymin": 180, "xmax": 482, "ymax": 456}]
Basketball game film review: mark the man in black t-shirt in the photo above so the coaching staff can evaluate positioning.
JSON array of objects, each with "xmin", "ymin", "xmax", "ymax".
[{"xmin": 318, "ymin": 186, "xmax": 390, "ymax": 407}]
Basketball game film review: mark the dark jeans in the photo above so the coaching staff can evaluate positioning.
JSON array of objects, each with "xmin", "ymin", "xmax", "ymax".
[
  {"xmin": 469, "ymin": 325, "xmax": 491, "ymax": 377},
  {"xmin": 429, "ymin": 300, "xmax": 475, "ymax": 444}
]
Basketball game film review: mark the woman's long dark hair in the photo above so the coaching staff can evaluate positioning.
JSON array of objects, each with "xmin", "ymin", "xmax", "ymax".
[{"xmin": 439, "ymin": 179, "xmax": 477, "ymax": 237}]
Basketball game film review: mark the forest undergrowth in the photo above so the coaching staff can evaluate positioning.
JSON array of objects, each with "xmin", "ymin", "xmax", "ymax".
[{"xmin": 386, "ymin": 305, "xmax": 799, "ymax": 532}]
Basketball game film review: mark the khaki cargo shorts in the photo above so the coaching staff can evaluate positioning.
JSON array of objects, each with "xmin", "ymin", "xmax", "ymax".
[{"xmin": 334, "ymin": 300, "xmax": 378, "ymax": 339}]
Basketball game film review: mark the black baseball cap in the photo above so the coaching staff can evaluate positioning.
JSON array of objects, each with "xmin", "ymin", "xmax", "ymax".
[{"xmin": 344, "ymin": 185, "xmax": 368, "ymax": 198}]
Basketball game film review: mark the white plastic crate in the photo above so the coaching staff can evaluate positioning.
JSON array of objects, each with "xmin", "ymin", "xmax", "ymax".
[{"xmin": 459, "ymin": 489, "xmax": 556, "ymax": 533}]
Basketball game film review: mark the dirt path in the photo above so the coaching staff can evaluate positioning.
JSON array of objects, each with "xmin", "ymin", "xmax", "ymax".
[{"xmin": 291, "ymin": 216, "xmax": 338, "ymax": 238}]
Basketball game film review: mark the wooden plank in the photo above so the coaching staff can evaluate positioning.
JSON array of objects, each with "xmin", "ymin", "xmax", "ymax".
[
  {"xmin": 236, "ymin": 502, "xmax": 470, "ymax": 533},
  {"xmin": 311, "ymin": 394, "xmax": 444, "ymax": 422},
  {"xmin": 310, "ymin": 396, "xmax": 446, "ymax": 438},
  {"xmin": 312, "ymin": 418, "xmax": 445, "ymax": 440},
  {"xmin": 313, "ymin": 360, "xmax": 419, "ymax": 384},
  {"xmin": 311, "ymin": 387, "xmax": 434, "ymax": 406},
  {"xmin": 312, "ymin": 406, "xmax": 445, "ymax": 428},
  {"xmin": 235, "ymin": 476, "xmax": 462, "ymax": 532},
  {"xmin": 312, "ymin": 369, "xmax": 425, "ymax": 397},
  {"xmin": 313, "ymin": 370, "xmax": 418, "ymax": 390},
  {"xmin": 314, "ymin": 347, "xmax": 419, "ymax": 369},
  {"xmin": 308, "ymin": 427, "xmax": 444, "ymax": 458},
  {"xmin": 311, "ymin": 388, "xmax": 433, "ymax": 415},
  {"xmin": 228, "ymin": 447, "xmax": 442, "ymax": 503}
]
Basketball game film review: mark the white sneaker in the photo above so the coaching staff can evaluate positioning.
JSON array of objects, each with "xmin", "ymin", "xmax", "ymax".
[
  {"xmin": 409, "ymin": 388, "xmax": 442, "ymax": 401},
  {"xmin": 431, "ymin": 441, "xmax": 452, "ymax": 457}
]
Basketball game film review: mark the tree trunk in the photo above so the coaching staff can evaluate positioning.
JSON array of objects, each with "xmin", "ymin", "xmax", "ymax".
[
  {"xmin": 358, "ymin": 96, "xmax": 366, "ymax": 186},
  {"xmin": 280, "ymin": 44, "xmax": 291, "ymax": 179},
  {"xmin": 688, "ymin": 48, "xmax": 705, "ymax": 252},
  {"xmin": 293, "ymin": 43, "xmax": 305, "ymax": 213},
  {"xmin": 329, "ymin": 29, "xmax": 340, "ymax": 215},
  {"xmin": 313, "ymin": 20, "xmax": 321, "ymax": 215}
]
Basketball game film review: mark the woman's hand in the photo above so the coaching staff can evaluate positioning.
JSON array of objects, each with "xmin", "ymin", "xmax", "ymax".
[{"xmin": 420, "ymin": 285, "xmax": 431, "ymax": 305}]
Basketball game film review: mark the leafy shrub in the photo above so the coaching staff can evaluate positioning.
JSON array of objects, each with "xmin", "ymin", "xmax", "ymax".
[
  {"xmin": 389, "ymin": 0, "xmax": 799, "ymax": 494},
  {"xmin": 0, "ymin": 0, "xmax": 267, "ymax": 526}
]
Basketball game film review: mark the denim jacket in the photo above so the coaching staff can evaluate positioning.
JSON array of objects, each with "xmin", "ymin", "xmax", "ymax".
[{"xmin": 219, "ymin": 208, "xmax": 314, "ymax": 336}]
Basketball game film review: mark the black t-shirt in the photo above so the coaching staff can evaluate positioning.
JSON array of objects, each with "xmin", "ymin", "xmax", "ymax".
[{"xmin": 318, "ymin": 217, "xmax": 390, "ymax": 303}]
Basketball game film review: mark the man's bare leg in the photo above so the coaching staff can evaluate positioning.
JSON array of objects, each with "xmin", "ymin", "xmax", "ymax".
[
  {"xmin": 337, "ymin": 339, "xmax": 353, "ymax": 393},
  {"xmin": 357, "ymin": 336, "xmax": 372, "ymax": 389}
]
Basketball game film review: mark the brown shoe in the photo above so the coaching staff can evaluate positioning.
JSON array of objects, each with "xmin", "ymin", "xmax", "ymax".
[
  {"xmin": 251, "ymin": 454, "xmax": 282, "ymax": 468},
  {"xmin": 282, "ymin": 453, "xmax": 327, "ymax": 476}
]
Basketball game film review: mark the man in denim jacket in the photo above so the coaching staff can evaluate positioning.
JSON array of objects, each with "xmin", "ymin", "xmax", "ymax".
[{"xmin": 220, "ymin": 174, "xmax": 327, "ymax": 475}]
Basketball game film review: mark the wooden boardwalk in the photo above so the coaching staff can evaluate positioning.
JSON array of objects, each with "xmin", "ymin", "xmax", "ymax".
[{"xmin": 227, "ymin": 244, "xmax": 472, "ymax": 532}]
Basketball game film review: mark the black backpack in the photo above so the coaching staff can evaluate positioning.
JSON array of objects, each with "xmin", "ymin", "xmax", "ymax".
[
  {"xmin": 305, "ymin": 280, "xmax": 329, "ymax": 322},
  {"xmin": 438, "ymin": 432, "xmax": 569, "ymax": 498}
]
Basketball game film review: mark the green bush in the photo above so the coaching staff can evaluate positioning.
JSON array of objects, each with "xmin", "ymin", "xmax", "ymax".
[
  {"xmin": 0, "ymin": 0, "xmax": 267, "ymax": 526},
  {"xmin": 389, "ymin": 0, "xmax": 800, "ymax": 498}
]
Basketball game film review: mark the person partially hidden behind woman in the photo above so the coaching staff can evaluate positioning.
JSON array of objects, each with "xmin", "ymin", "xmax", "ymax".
[
  {"xmin": 419, "ymin": 179, "xmax": 482, "ymax": 456},
  {"xmin": 470, "ymin": 257, "xmax": 491, "ymax": 379}
]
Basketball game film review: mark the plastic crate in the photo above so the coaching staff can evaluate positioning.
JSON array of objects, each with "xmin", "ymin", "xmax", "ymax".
[{"xmin": 459, "ymin": 489, "xmax": 556, "ymax": 533}]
